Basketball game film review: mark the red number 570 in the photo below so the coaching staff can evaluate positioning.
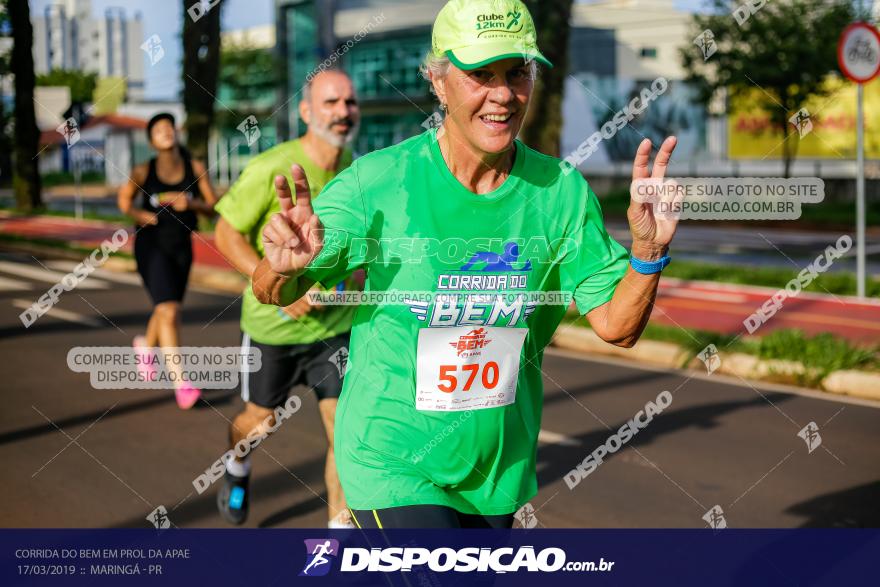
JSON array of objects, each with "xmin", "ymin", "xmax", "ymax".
[{"xmin": 437, "ymin": 362, "xmax": 499, "ymax": 393}]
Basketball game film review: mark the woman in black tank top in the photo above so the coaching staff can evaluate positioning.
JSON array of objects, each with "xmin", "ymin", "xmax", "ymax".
[{"xmin": 117, "ymin": 112, "xmax": 218, "ymax": 409}]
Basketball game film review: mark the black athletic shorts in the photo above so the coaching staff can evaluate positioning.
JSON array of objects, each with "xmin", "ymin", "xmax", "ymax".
[
  {"xmin": 134, "ymin": 232, "xmax": 192, "ymax": 305},
  {"xmin": 349, "ymin": 505, "xmax": 515, "ymax": 529},
  {"xmin": 240, "ymin": 332, "xmax": 349, "ymax": 408}
]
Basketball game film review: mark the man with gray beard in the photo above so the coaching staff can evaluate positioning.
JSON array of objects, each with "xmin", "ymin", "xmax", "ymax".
[{"xmin": 213, "ymin": 69, "xmax": 360, "ymax": 528}]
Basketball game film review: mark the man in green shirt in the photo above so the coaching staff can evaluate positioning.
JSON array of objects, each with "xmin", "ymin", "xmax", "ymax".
[
  {"xmin": 213, "ymin": 69, "xmax": 360, "ymax": 528},
  {"xmin": 253, "ymin": 0, "xmax": 681, "ymax": 528}
]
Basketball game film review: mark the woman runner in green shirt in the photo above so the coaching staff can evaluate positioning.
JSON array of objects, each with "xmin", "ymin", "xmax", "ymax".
[{"xmin": 252, "ymin": 0, "xmax": 681, "ymax": 528}]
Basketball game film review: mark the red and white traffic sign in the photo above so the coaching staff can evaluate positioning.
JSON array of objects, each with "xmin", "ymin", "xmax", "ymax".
[
  {"xmin": 838, "ymin": 22, "xmax": 877, "ymax": 298},
  {"xmin": 838, "ymin": 22, "xmax": 880, "ymax": 83}
]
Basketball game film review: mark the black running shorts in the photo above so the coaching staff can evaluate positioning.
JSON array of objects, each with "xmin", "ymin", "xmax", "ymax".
[
  {"xmin": 349, "ymin": 505, "xmax": 515, "ymax": 529},
  {"xmin": 134, "ymin": 232, "xmax": 192, "ymax": 305},
  {"xmin": 239, "ymin": 332, "xmax": 350, "ymax": 408}
]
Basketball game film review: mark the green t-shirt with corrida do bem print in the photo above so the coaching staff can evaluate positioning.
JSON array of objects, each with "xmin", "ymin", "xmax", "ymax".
[
  {"xmin": 215, "ymin": 139, "xmax": 355, "ymax": 345},
  {"xmin": 300, "ymin": 128, "xmax": 628, "ymax": 515}
]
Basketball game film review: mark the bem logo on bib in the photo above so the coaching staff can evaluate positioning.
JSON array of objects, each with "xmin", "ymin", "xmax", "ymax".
[{"xmin": 450, "ymin": 328, "xmax": 492, "ymax": 357}]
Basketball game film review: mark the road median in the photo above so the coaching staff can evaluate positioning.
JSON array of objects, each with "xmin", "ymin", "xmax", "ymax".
[{"xmin": 552, "ymin": 324, "xmax": 880, "ymax": 402}]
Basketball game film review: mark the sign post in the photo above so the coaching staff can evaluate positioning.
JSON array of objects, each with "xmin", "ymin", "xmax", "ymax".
[{"xmin": 838, "ymin": 22, "xmax": 880, "ymax": 298}]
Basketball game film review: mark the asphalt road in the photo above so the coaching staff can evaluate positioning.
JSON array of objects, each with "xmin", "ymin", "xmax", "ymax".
[{"xmin": 1, "ymin": 251, "xmax": 878, "ymax": 529}]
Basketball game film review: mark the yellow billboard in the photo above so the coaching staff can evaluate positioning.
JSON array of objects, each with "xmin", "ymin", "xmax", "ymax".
[
  {"xmin": 92, "ymin": 77, "xmax": 127, "ymax": 115},
  {"xmin": 728, "ymin": 77, "xmax": 880, "ymax": 159}
]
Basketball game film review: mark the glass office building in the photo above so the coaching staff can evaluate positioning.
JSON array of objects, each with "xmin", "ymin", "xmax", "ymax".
[{"xmin": 275, "ymin": 0, "xmax": 441, "ymax": 153}]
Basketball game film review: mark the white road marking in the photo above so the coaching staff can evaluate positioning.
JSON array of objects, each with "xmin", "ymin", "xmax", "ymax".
[
  {"xmin": 0, "ymin": 261, "xmax": 108, "ymax": 290},
  {"xmin": 12, "ymin": 299, "xmax": 102, "ymax": 327},
  {"xmin": 0, "ymin": 276, "xmax": 30, "ymax": 291},
  {"xmin": 538, "ymin": 429, "xmax": 579, "ymax": 446},
  {"xmin": 45, "ymin": 261, "xmax": 142, "ymax": 286}
]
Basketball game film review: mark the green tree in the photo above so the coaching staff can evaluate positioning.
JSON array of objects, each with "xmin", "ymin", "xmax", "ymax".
[
  {"xmin": 182, "ymin": 0, "xmax": 224, "ymax": 160},
  {"xmin": 8, "ymin": 0, "xmax": 41, "ymax": 209},
  {"xmin": 35, "ymin": 69, "xmax": 98, "ymax": 104},
  {"xmin": 215, "ymin": 42, "xmax": 279, "ymax": 137},
  {"xmin": 520, "ymin": 0, "xmax": 574, "ymax": 157},
  {"xmin": 0, "ymin": 0, "xmax": 13, "ymax": 187},
  {"xmin": 681, "ymin": 0, "xmax": 855, "ymax": 177}
]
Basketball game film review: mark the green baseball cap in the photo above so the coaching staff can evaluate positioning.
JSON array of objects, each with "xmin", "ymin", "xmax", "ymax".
[{"xmin": 432, "ymin": 0, "xmax": 552, "ymax": 70}]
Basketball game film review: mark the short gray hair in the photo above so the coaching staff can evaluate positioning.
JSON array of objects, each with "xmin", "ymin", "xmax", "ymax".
[
  {"xmin": 419, "ymin": 52, "xmax": 538, "ymax": 97},
  {"xmin": 419, "ymin": 53, "xmax": 453, "ymax": 88}
]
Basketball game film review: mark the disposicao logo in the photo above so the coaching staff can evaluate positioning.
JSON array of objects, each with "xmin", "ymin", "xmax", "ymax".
[{"xmin": 300, "ymin": 539, "xmax": 339, "ymax": 577}]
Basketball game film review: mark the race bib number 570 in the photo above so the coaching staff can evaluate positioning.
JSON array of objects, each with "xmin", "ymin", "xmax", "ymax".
[{"xmin": 415, "ymin": 326, "xmax": 527, "ymax": 412}]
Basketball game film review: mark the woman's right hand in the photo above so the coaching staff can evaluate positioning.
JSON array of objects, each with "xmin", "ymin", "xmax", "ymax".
[
  {"xmin": 134, "ymin": 210, "xmax": 159, "ymax": 226},
  {"xmin": 261, "ymin": 164, "xmax": 324, "ymax": 276}
]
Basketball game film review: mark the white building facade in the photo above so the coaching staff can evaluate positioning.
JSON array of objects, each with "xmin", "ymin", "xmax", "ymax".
[{"xmin": 32, "ymin": 0, "xmax": 145, "ymax": 99}]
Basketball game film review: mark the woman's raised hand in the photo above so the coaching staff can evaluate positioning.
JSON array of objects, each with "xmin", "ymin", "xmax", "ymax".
[{"xmin": 261, "ymin": 164, "xmax": 324, "ymax": 275}]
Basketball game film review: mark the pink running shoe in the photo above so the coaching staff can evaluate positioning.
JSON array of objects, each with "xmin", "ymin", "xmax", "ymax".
[
  {"xmin": 132, "ymin": 336, "xmax": 157, "ymax": 382},
  {"xmin": 175, "ymin": 382, "xmax": 202, "ymax": 410}
]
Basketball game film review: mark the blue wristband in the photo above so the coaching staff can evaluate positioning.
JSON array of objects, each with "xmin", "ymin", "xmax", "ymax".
[{"xmin": 630, "ymin": 254, "xmax": 671, "ymax": 274}]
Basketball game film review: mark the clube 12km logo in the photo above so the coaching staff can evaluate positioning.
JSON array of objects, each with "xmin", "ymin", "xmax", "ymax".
[{"xmin": 299, "ymin": 539, "xmax": 614, "ymax": 575}]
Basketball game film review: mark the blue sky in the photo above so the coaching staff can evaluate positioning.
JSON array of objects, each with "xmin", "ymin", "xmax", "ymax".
[
  {"xmin": 30, "ymin": 0, "xmax": 275, "ymax": 99},
  {"xmin": 30, "ymin": 0, "xmax": 709, "ymax": 100}
]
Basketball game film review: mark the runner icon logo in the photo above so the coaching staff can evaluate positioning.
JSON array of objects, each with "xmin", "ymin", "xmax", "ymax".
[
  {"xmin": 514, "ymin": 503, "xmax": 538, "ymax": 529},
  {"xmin": 789, "ymin": 108, "xmax": 813, "ymax": 138},
  {"xmin": 702, "ymin": 505, "xmax": 727, "ymax": 530},
  {"xmin": 459, "ymin": 241, "xmax": 532, "ymax": 272},
  {"xmin": 328, "ymin": 347, "xmax": 349, "ymax": 378},
  {"xmin": 300, "ymin": 539, "xmax": 339, "ymax": 577},
  {"xmin": 697, "ymin": 344, "xmax": 721, "ymax": 374},
  {"xmin": 694, "ymin": 29, "xmax": 717, "ymax": 61},
  {"xmin": 450, "ymin": 328, "xmax": 492, "ymax": 357},
  {"xmin": 797, "ymin": 422, "xmax": 822, "ymax": 454},
  {"xmin": 146, "ymin": 506, "xmax": 171, "ymax": 530}
]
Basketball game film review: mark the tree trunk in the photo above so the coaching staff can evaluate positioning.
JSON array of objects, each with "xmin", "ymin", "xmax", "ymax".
[
  {"xmin": 9, "ymin": 0, "xmax": 42, "ymax": 210},
  {"xmin": 782, "ymin": 124, "xmax": 792, "ymax": 179},
  {"xmin": 0, "ymin": 76, "xmax": 12, "ymax": 188},
  {"xmin": 520, "ymin": 0, "xmax": 573, "ymax": 157},
  {"xmin": 786, "ymin": 108, "xmax": 803, "ymax": 180},
  {"xmin": 182, "ymin": 0, "xmax": 223, "ymax": 160}
]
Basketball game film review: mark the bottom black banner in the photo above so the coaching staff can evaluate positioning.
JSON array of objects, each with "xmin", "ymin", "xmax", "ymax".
[{"xmin": 2, "ymin": 529, "xmax": 876, "ymax": 585}]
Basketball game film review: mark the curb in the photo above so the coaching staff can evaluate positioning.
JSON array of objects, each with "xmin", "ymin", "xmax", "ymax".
[
  {"xmin": 551, "ymin": 324, "xmax": 880, "ymax": 402},
  {"xmin": 550, "ymin": 325, "xmax": 691, "ymax": 367},
  {"xmin": 822, "ymin": 370, "xmax": 880, "ymax": 402}
]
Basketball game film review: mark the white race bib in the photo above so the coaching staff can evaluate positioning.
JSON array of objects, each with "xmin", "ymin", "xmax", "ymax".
[{"xmin": 415, "ymin": 326, "xmax": 527, "ymax": 412}]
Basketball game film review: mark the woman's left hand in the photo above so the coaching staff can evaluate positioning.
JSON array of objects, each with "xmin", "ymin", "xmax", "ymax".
[{"xmin": 627, "ymin": 136, "xmax": 679, "ymax": 250}]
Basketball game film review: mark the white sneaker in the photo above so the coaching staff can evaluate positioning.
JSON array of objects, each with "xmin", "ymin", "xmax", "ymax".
[
  {"xmin": 328, "ymin": 519, "xmax": 355, "ymax": 529},
  {"xmin": 328, "ymin": 510, "xmax": 356, "ymax": 529}
]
